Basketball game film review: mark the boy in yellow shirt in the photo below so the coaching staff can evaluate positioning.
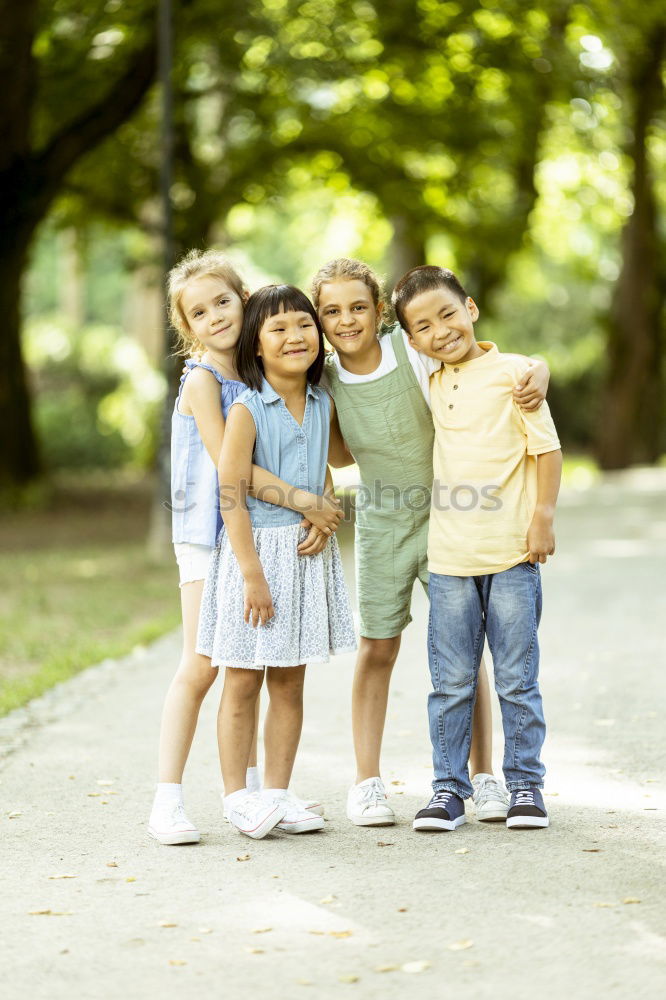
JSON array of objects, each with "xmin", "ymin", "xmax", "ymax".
[{"xmin": 393, "ymin": 266, "xmax": 562, "ymax": 831}]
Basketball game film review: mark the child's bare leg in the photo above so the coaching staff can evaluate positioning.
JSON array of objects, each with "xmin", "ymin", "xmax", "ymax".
[
  {"xmin": 352, "ymin": 636, "xmax": 402, "ymax": 782},
  {"xmin": 157, "ymin": 580, "xmax": 218, "ymax": 782},
  {"xmin": 469, "ymin": 655, "xmax": 494, "ymax": 776},
  {"xmin": 248, "ymin": 696, "xmax": 260, "ymax": 769},
  {"xmin": 218, "ymin": 667, "xmax": 265, "ymax": 794},
  {"xmin": 263, "ymin": 666, "xmax": 306, "ymax": 789}
]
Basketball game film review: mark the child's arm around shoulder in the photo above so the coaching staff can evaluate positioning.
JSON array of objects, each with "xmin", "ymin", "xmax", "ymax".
[
  {"xmin": 219, "ymin": 401, "xmax": 274, "ymax": 627},
  {"xmin": 503, "ymin": 354, "xmax": 550, "ymax": 412}
]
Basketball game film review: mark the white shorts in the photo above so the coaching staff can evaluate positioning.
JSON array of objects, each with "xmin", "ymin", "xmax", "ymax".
[{"xmin": 174, "ymin": 543, "xmax": 213, "ymax": 587}]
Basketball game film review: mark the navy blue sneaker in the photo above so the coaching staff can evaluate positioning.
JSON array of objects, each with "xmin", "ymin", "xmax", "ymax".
[
  {"xmin": 413, "ymin": 790, "xmax": 466, "ymax": 832},
  {"xmin": 506, "ymin": 788, "xmax": 549, "ymax": 829}
]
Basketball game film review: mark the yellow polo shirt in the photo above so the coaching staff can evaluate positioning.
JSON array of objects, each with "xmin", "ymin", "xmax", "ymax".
[{"xmin": 428, "ymin": 342, "xmax": 560, "ymax": 576}]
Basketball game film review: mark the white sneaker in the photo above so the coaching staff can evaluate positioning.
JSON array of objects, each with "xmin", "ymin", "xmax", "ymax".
[
  {"xmin": 227, "ymin": 792, "xmax": 287, "ymax": 840},
  {"xmin": 148, "ymin": 801, "xmax": 200, "ymax": 845},
  {"xmin": 276, "ymin": 792, "xmax": 325, "ymax": 834},
  {"xmin": 299, "ymin": 797, "xmax": 325, "ymax": 818},
  {"xmin": 346, "ymin": 777, "xmax": 395, "ymax": 827},
  {"xmin": 471, "ymin": 773, "xmax": 509, "ymax": 822},
  {"xmin": 243, "ymin": 768, "xmax": 325, "ymax": 818}
]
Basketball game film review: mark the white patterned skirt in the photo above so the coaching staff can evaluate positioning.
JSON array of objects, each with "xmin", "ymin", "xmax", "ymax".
[{"xmin": 196, "ymin": 523, "xmax": 357, "ymax": 669}]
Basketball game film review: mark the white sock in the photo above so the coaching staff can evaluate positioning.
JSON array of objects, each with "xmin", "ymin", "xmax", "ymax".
[
  {"xmin": 224, "ymin": 787, "xmax": 248, "ymax": 809},
  {"xmin": 262, "ymin": 787, "xmax": 287, "ymax": 798},
  {"xmin": 154, "ymin": 782, "xmax": 183, "ymax": 805},
  {"xmin": 246, "ymin": 766, "xmax": 261, "ymax": 793}
]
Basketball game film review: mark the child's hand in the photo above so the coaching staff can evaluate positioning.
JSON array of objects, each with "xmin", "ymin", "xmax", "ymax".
[
  {"xmin": 243, "ymin": 573, "xmax": 275, "ymax": 627},
  {"xmin": 297, "ymin": 519, "xmax": 329, "ymax": 556},
  {"xmin": 527, "ymin": 513, "xmax": 556, "ymax": 564},
  {"xmin": 513, "ymin": 360, "xmax": 550, "ymax": 411},
  {"xmin": 300, "ymin": 490, "xmax": 343, "ymax": 535}
]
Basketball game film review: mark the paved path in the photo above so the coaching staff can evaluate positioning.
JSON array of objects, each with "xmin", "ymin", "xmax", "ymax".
[{"xmin": 2, "ymin": 470, "xmax": 665, "ymax": 999}]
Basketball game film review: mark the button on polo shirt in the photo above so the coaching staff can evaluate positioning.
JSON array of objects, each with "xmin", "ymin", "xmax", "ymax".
[{"xmin": 428, "ymin": 342, "xmax": 560, "ymax": 576}]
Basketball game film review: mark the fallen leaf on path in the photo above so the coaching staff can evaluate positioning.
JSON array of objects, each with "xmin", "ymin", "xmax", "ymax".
[
  {"xmin": 245, "ymin": 947, "xmax": 265, "ymax": 954},
  {"xmin": 390, "ymin": 781, "xmax": 405, "ymax": 786},
  {"xmin": 448, "ymin": 940, "xmax": 474, "ymax": 951},
  {"xmin": 544, "ymin": 792, "xmax": 559, "ymax": 797},
  {"xmin": 402, "ymin": 960, "xmax": 431, "ymax": 972},
  {"xmin": 48, "ymin": 874, "xmax": 78, "ymax": 880},
  {"xmin": 159, "ymin": 921, "xmax": 178, "ymax": 928},
  {"xmin": 190, "ymin": 937, "xmax": 200, "ymax": 942},
  {"xmin": 308, "ymin": 930, "xmax": 326, "ymax": 936},
  {"xmin": 87, "ymin": 793, "xmax": 101, "ymax": 798},
  {"xmin": 252, "ymin": 927, "xmax": 272, "ymax": 934},
  {"xmin": 377, "ymin": 841, "xmax": 394, "ymax": 847},
  {"xmin": 297, "ymin": 979, "xmax": 313, "ymax": 986},
  {"xmin": 582, "ymin": 849, "xmax": 602, "ymax": 853},
  {"xmin": 454, "ymin": 847, "xmax": 469, "ymax": 855},
  {"xmin": 329, "ymin": 930, "xmax": 353, "ymax": 939},
  {"xmin": 29, "ymin": 909, "xmax": 73, "ymax": 916},
  {"xmin": 319, "ymin": 895, "xmax": 336, "ymax": 904},
  {"xmin": 168, "ymin": 960, "xmax": 187, "ymax": 966},
  {"xmin": 8, "ymin": 811, "xmax": 21, "ymax": 819},
  {"xmin": 623, "ymin": 898, "xmax": 641, "ymax": 904},
  {"xmin": 374, "ymin": 964, "xmax": 399, "ymax": 973},
  {"xmin": 237, "ymin": 854, "xmax": 251, "ymax": 862},
  {"xmin": 338, "ymin": 975, "xmax": 359, "ymax": 983},
  {"xmin": 397, "ymin": 907, "xmax": 408, "ymax": 912},
  {"xmin": 125, "ymin": 877, "xmax": 136, "ymax": 883},
  {"xmin": 198, "ymin": 927, "xmax": 212, "ymax": 934},
  {"xmin": 106, "ymin": 862, "xmax": 118, "ymax": 868},
  {"xmin": 593, "ymin": 902, "xmax": 616, "ymax": 908}
]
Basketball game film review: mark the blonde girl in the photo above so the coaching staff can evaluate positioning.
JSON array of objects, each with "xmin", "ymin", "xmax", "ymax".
[{"xmin": 148, "ymin": 253, "xmax": 342, "ymax": 845}]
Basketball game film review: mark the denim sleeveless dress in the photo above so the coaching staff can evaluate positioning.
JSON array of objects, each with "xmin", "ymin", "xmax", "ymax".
[
  {"xmin": 171, "ymin": 359, "xmax": 247, "ymax": 546},
  {"xmin": 196, "ymin": 378, "xmax": 357, "ymax": 668}
]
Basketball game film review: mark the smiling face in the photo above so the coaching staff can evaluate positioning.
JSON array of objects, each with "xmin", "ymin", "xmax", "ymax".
[
  {"xmin": 179, "ymin": 274, "xmax": 245, "ymax": 355},
  {"xmin": 256, "ymin": 307, "xmax": 321, "ymax": 380},
  {"xmin": 403, "ymin": 287, "xmax": 483, "ymax": 365},
  {"xmin": 317, "ymin": 279, "xmax": 383, "ymax": 360}
]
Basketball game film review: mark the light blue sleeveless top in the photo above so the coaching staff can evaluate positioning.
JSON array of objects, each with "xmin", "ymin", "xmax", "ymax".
[
  {"xmin": 171, "ymin": 360, "xmax": 247, "ymax": 546},
  {"xmin": 232, "ymin": 379, "xmax": 331, "ymax": 528}
]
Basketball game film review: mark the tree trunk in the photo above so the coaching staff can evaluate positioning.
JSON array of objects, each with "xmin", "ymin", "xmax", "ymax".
[
  {"xmin": 389, "ymin": 214, "xmax": 426, "ymax": 289},
  {"xmin": 0, "ymin": 235, "xmax": 40, "ymax": 487},
  {"xmin": 597, "ymin": 25, "xmax": 665, "ymax": 469}
]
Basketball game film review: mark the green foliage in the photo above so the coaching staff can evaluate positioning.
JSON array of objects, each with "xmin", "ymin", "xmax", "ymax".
[
  {"xmin": 21, "ymin": 0, "xmax": 666, "ymax": 461},
  {"xmin": 24, "ymin": 315, "xmax": 165, "ymax": 471}
]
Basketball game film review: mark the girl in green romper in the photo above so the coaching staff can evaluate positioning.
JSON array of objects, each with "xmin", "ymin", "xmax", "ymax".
[{"xmin": 315, "ymin": 258, "xmax": 550, "ymax": 827}]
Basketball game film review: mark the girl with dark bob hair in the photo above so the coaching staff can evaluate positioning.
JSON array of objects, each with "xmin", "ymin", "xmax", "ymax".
[
  {"xmin": 234, "ymin": 284, "xmax": 326, "ymax": 391},
  {"xmin": 196, "ymin": 283, "xmax": 357, "ymax": 841}
]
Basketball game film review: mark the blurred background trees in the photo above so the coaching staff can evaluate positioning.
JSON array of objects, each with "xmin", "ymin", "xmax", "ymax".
[{"xmin": 2, "ymin": 0, "xmax": 665, "ymax": 492}]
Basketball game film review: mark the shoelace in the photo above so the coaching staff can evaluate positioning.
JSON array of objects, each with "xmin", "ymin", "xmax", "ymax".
[
  {"xmin": 359, "ymin": 779, "xmax": 386, "ymax": 805},
  {"xmin": 430, "ymin": 790, "xmax": 454, "ymax": 808},
  {"xmin": 513, "ymin": 790, "xmax": 536, "ymax": 807},
  {"xmin": 474, "ymin": 777, "xmax": 508, "ymax": 807},
  {"xmin": 168, "ymin": 802, "xmax": 191, "ymax": 826}
]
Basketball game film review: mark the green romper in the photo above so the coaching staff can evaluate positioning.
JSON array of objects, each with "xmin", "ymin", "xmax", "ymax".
[{"xmin": 325, "ymin": 325, "xmax": 435, "ymax": 639}]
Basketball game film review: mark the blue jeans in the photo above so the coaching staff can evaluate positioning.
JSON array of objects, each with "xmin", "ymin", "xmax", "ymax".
[{"xmin": 427, "ymin": 562, "xmax": 546, "ymax": 799}]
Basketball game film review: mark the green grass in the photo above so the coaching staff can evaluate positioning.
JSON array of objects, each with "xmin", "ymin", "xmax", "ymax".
[{"xmin": 0, "ymin": 477, "xmax": 180, "ymax": 716}]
